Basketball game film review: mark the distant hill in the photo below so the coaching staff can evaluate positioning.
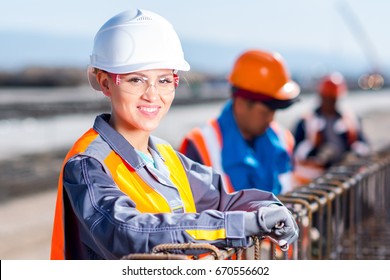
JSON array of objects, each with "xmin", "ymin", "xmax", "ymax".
[{"xmin": 1, "ymin": 31, "xmax": 389, "ymax": 89}]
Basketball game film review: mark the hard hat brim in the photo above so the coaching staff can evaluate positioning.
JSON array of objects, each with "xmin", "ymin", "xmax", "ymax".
[
  {"xmin": 273, "ymin": 80, "xmax": 301, "ymax": 100},
  {"xmin": 232, "ymin": 85, "xmax": 300, "ymax": 110}
]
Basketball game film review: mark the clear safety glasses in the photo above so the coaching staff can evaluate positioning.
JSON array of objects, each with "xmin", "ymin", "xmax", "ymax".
[{"xmin": 107, "ymin": 72, "xmax": 179, "ymax": 96}]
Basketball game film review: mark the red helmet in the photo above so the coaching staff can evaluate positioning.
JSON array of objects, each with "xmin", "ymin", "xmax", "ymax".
[{"xmin": 318, "ymin": 72, "xmax": 347, "ymax": 98}]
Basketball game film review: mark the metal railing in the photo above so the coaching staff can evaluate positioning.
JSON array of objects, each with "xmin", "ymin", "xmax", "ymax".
[
  {"xmin": 122, "ymin": 145, "xmax": 390, "ymax": 260},
  {"xmin": 278, "ymin": 145, "xmax": 390, "ymax": 260}
]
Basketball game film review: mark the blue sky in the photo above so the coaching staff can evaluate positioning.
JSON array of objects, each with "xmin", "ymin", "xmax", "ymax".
[{"xmin": 1, "ymin": 0, "xmax": 389, "ymax": 75}]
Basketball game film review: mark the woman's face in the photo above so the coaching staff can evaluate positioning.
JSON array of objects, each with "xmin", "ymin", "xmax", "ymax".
[{"xmin": 98, "ymin": 69, "xmax": 175, "ymax": 134}]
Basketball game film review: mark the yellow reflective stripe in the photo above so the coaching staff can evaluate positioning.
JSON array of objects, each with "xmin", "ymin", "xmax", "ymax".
[
  {"xmin": 104, "ymin": 151, "xmax": 171, "ymax": 213},
  {"xmin": 185, "ymin": 228, "xmax": 226, "ymax": 241},
  {"xmin": 156, "ymin": 144, "xmax": 197, "ymax": 213}
]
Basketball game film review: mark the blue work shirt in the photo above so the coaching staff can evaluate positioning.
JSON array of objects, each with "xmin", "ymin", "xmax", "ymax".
[{"xmin": 218, "ymin": 101, "xmax": 292, "ymax": 194}]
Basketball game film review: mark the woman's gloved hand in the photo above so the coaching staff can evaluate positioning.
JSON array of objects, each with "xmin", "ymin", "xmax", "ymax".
[{"xmin": 244, "ymin": 204, "xmax": 299, "ymax": 246}]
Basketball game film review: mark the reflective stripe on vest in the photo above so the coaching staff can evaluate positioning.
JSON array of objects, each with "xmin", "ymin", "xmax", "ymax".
[
  {"xmin": 303, "ymin": 111, "xmax": 359, "ymax": 148},
  {"xmin": 185, "ymin": 120, "xmax": 294, "ymax": 193},
  {"xmin": 270, "ymin": 121, "xmax": 295, "ymax": 156},
  {"xmin": 181, "ymin": 119, "xmax": 235, "ymax": 193},
  {"xmin": 104, "ymin": 144, "xmax": 197, "ymax": 214},
  {"xmin": 51, "ymin": 129, "xmax": 198, "ymax": 259}
]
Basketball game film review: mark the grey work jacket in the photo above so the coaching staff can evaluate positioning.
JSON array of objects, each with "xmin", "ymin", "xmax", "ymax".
[{"xmin": 61, "ymin": 114, "xmax": 281, "ymax": 259}]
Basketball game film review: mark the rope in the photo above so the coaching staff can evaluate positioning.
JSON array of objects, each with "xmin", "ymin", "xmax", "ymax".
[
  {"xmin": 253, "ymin": 236, "xmax": 262, "ymax": 260},
  {"xmin": 152, "ymin": 242, "xmax": 222, "ymax": 260},
  {"xmin": 121, "ymin": 253, "xmax": 188, "ymax": 260}
]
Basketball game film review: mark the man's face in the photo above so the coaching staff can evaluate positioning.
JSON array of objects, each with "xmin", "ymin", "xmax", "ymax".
[
  {"xmin": 320, "ymin": 95, "xmax": 338, "ymax": 114},
  {"xmin": 234, "ymin": 97, "xmax": 275, "ymax": 140}
]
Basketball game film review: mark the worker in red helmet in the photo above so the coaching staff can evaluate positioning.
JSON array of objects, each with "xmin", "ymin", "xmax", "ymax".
[
  {"xmin": 179, "ymin": 49, "xmax": 300, "ymax": 195},
  {"xmin": 292, "ymin": 72, "xmax": 370, "ymax": 185}
]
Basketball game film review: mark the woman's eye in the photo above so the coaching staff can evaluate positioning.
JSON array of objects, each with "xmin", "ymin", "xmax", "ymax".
[
  {"xmin": 159, "ymin": 78, "xmax": 173, "ymax": 84},
  {"xmin": 129, "ymin": 77, "xmax": 144, "ymax": 83}
]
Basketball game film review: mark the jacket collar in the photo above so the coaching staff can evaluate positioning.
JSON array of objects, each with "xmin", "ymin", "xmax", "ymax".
[{"xmin": 93, "ymin": 114, "xmax": 164, "ymax": 170}]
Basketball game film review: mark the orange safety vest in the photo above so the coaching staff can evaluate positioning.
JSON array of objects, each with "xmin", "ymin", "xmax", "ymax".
[
  {"xmin": 180, "ymin": 120, "xmax": 295, "ymax": 194},
  {"xmin": 51, "ymin": 129, "xmax": 197, "ymax": 260},
  {"xmin": 293, "ymin": 110, "xmax": 359, "ymax": 186},
  {"xmin": 180, "ymin": 119, "xmax": 235, "ymax": 193},
  {"xmin": 303, "ymin": 110, "xmax": 359, "ymax": 150}
]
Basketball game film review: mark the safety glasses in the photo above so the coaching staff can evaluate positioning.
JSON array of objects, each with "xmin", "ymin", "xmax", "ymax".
[{"xmin": 107, "ymin": 72, "xmax": 179, "ymax": 96}]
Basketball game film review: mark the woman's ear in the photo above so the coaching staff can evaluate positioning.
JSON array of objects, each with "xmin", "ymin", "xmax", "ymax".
[{"xmin": 96, "ymin": 71, "xmax": 111, "ymax": 97}]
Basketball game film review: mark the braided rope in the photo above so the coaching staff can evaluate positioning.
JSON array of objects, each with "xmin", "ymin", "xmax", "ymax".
[
  {"xmin": 152, "ymin": 242, "xmax": 222, "ymax": 260},
  {"xmin": 253, "ymin": 236, "xmax": 262, "ymax": 260}
]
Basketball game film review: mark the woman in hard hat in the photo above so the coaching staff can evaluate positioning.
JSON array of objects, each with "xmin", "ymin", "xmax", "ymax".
[
  {"xmin": 180, "ymin": 49, "xmax": 300, "ymax": 195},
  {"xmin": 292, "ymin": 72, "xmax": 370, "ymax": 184},
  {"xmin": 50, "ymin": 9, "xmax": 298, "ymax": 260}
]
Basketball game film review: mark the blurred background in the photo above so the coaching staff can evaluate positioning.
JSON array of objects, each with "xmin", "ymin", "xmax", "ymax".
[{"xmin": 1, "ymin": 0, "xmax": 390, "ymax": 259}]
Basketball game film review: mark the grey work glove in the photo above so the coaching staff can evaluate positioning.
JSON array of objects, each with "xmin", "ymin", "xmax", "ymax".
[{"xmin": 244, "ymin": 204, "xmax": 299, "ymax": 246}]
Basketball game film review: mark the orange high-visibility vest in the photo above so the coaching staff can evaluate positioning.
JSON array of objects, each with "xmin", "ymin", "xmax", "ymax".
[
  {"xmin": 51, "ymin": 129, "xmax": 196, "ymax": 260},
  {"xmin": 303, "ymin": 110, "xmax": 359, "ymax": 149},
  {"xmin": 180, "ymin": 120, "xmax": 294, "ymax": 194},
  {"xmin": 293, "ymin": 110, "xmax": 360, "ymax": 186},
  {"xmin": 180, "ymin": 119, "xmax": 235, "ymax": 193}
]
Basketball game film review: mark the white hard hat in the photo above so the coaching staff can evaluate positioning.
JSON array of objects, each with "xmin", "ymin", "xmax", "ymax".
[{"xmin": 88, "ymin": 9, "xmax": 190, "ymax": 90}]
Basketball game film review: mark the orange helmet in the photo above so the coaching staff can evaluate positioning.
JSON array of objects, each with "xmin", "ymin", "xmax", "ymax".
[
  {"xmin": 318, "ymin": 72, "xmax": 347, "ymax": 98},
  {"xmin": 228, "ymin": 49, "xmax": 300, "ymax": 108}
]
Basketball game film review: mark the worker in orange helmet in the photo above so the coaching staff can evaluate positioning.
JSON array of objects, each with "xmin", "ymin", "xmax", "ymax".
[
  {"xmin": 292, "ymin": 72, "xmax": 371, "ymax": 185},
  {"xmin": 180, "ymin": 49, "xmax": 300, "ymax": 195}
]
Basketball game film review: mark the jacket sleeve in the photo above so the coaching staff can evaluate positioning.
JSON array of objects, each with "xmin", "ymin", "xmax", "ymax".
[
  {"xmin": 177, "ymin": 152, "xmax": 282, "ymax": 213},
  {"xmin": 63, "ymin": 155, "xmax": 274, "ymax": 259},
  {"xmin": 292, "ymin": 118, "xmax": 306, "ymax": 152}
]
